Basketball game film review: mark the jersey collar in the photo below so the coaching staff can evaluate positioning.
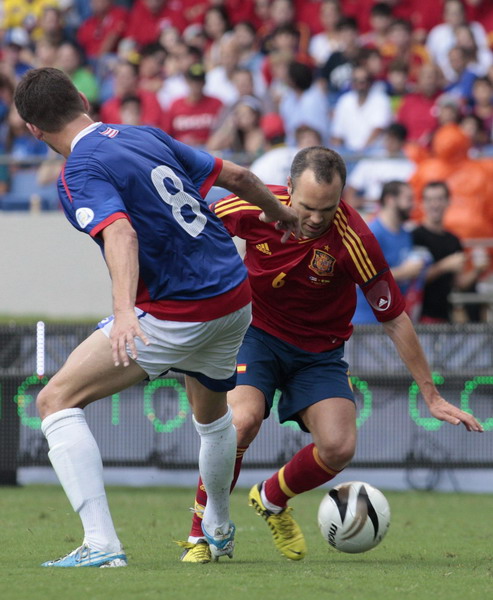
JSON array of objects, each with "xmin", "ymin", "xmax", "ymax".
[{"xmin": 71, "ymin": 121, "xmax": 103, "ymax": 152}]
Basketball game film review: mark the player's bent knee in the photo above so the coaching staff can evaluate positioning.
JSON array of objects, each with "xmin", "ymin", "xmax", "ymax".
[
  {"xmin": 233, "ymin": 413, "xmax": 263, "ymax": 446},
  {"xmin": 317, "ymin": 440, "xmax": 355, "ymax": 471}
]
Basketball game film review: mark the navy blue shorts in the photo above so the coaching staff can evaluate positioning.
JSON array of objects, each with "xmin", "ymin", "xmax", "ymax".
[{"xmin": 236, "ymin": 326, "xmax": 355, "ymax": 432}]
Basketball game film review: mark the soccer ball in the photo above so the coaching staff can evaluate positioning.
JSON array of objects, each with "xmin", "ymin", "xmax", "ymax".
[{"xmin": 317, "ymin": 481, "xmax": 390, "ymax": 553}]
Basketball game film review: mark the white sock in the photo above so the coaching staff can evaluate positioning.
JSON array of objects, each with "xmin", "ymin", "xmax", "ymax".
[
  {"xmin": 192, "ymin": 407, "xmax": 236, "ymax": 536},
  {"xmin": 260, "ymin": 483, "xmax": 283, "ymax": 514},
  {"xmin": 41, "ymin": 408, "xmax": 121, "ymax": 553}
]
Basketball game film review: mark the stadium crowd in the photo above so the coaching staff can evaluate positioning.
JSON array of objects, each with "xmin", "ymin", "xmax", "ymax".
[{"xmin": 1, "ymin": 0, "xmax": 493, "ymax": 320}]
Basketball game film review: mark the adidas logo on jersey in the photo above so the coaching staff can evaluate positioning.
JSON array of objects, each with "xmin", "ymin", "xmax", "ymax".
[{"xmin": 256, "ymin": 243, "xmax": 271, "ymax": 255}]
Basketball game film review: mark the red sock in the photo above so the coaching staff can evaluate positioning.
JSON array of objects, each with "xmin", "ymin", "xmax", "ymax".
[
  {"xmin": 263, "ymin": 443, "xmax": 341, "ymax": 508},
  {"xmin": 189, "ymin": 446, "xmax": 248, "ymax": 538}
]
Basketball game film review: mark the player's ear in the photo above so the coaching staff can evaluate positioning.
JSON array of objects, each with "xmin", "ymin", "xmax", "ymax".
[
  {"xmin": 287, "ymin": 176, "xmax": 292, "ymax": 195},
  {"xmin": 26, "ymin": 123, "xmax": 42, "ymax": 140},
  {"xmin": 79, "ymin": 92, "xmax": 90, "ymax": 112}
]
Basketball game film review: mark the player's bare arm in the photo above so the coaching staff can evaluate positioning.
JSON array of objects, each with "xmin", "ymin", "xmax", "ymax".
[
  {"xmin": 382, "ymin": 311, "xmax": 484, "ymax": 432},
  {"xmin": 101, "ymin": 218, "xmax": 149, "ymax": 367},
  {"xmin": 216, "ymin": 159, "xmax": 300, "ymax": 241}
]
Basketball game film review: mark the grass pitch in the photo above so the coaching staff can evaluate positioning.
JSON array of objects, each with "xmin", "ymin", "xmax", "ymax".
[{"xmin": 0, "ymin": 485, "xmax": 491, "ymax": 600}]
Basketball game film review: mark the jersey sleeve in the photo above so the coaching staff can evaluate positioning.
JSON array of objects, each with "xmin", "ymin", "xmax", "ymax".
[
  {"xmin": 58, "ymin": 163, "xmax": 130, "ymax": 238},
  {"xmin": 150, "ymin": 128, "xmax": 223, "ymax": 198},
  {"xmin": 340, "ymin": 218, "xmax": 406, "ymax": 322}
]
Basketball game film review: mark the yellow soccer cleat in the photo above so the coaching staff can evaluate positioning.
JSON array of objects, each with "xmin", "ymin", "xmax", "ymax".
[
  {"xmin": 175, "ymin": 540, "xmax": 211, "ymax": 563},
  {"xmin": 248, "ymin": 482, "xmax": 307, "ymax": 561}
]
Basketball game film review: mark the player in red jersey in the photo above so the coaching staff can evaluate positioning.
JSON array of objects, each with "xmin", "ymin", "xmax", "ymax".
[{"xmin": 177, "ymin": 146, "xmax": 483, "ymax": 563}]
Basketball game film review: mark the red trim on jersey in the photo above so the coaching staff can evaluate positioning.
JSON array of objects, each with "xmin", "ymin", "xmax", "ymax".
[
  {"xmin": 199, "ymin": 157, "xmax": 223, "ymax": 198},
  {"xmin": 61, "ymin": 165, "xmax": 73, "ymax": 203},
  {"xmin": 136, "ymin": 277, "xmax": 251, "ymax": 322},
  {"xmin": 90, "ymin": 212, "xmax": 130, "ymax": 238}
]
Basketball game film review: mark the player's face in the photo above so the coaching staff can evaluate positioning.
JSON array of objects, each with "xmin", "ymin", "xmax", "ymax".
[{"xmin": 288, "ymin": 169, "xmax": 343, "ymax": 239}]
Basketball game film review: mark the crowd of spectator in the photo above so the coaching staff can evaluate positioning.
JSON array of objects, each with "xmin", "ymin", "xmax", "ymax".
[{"xmin": 1, "ymin": 0, "xmax": 493, "ymax": 320}]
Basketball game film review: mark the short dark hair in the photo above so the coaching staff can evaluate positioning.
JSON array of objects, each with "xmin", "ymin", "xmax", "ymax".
[
  {"xmin": 14, "ymin": 67, "xmax": 85, "ymax": 133},
  {"xmin": 290, "ymin": 146, "xmax": 346, "ymax": 190},
  {"xmin": 379, "ymin": 180, "xmax": 408, "ymax": 205},
  {"xmin": 386, "ymin": 122, "xmax": 408, "ymax": 141},
  {"xmin": 422, "ymin": 181, "xmax": 450, "ymax": 200},
  {"xmin": 287, "ymin": 60, "xmax": 313, "ymax": 91}
]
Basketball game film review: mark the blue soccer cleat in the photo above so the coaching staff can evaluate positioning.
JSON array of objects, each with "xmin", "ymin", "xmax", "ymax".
[
  {"xmin": 202, "ymin": 521, "xmax": 236, "ymax": 561},
  {"xmin": 41, "ymin": 543, "xmax": 128, "ymax": 568}
]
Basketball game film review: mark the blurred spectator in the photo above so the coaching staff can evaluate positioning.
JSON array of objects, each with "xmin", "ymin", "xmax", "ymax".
[
  {"xmin": 1, "ymin": 28, "xmax": 34, "ymax": 82},
  {"xmin": 1, "ymin": 0, "xmax": 60, "ymax": 33},
  {"xmin": 250, "ymin": 118, "xmax": 323, "ymax": 185},
  {"xmin": 410, "ymin": 122, "xmax": 493, "ymax": 241},
  {"xmin": 0, "ymin": 74, "xmax": 15, "ymax": 131},
  {"xmin": 345, "ymin": 122, "xmax": 416, "ymax": 218},
  {"xmin": 119, "ymin": 95, "xmax": 143, "ymax": 125},
  {"xmin": 260, "ymin": 24, "xmax": 302, "ymax": 93},
  {"xmin": 31, "ymin": 37, "xmax": 59, "ymax": 68},
  {"xmin": 0, "ymin": 104, "xmax": 59, "ymax": 210},
  {"xmin": 203, "ymin": 6, "xmax": 232, "ymax": 70},
  {"xmin": 444, "ymin": 45, "xmax": 477, "ymax": 103},
  {"xmin": 396, "ymin": 62, "xmax": 443, "ymax": 147},
  {"xmin": 279, "ymin": 59, "xmax": 330, "ymax": 145},
  {"xmin": 206, "ymin": 94, "xmax": 266, "ymax": 158},
  {"xmin": 380, "ymin": 18, "xmax": 429, "ymax": 84},
  {"xmin": 436, "ymin": 94, "xmax": 463, "ymax": 127},
  {"xmin": 411, "ymin": 180, "xmax": 488, "ymax": 323},
  {"xmin": 330, "ymin": 64, "xmax": 392, "ymax": 152},
  {"xmin": 359, "ymin": 2, "xmax": 393, "ymax": 50},
  {"xmin": 182, "ymin": 23, "xmax": 208, "ymax": 53},
  {"xmin": 124, "ymin": 0, "xmax": 187, "ymax": 49},
  {"xmin": 77, "ymin": 0, "xmax": 128, "ymax": 61},
  {"xmin": 318, "ymin": 17, "xmax": 360, "ymax": 102},
  {"xmin": 138, "ymin": 42, "xmax": 167, "ymax": 94},
  {"xmin": 358, "ymin": 46, "xmax": 386, "ymax": 84},
  {"xmin": 166, "ymin": 62, "xmax": 223, "ymax": 146},
  {"xmin": 233, "ymin": 21, "xmax": 264, "ymax": 73},
  {"xmin": 259, "ymin": 0, "xmax": 311, "ymax": 56},
  {"xmin": 467, "ymin": 76, "xmax": 493, "ymax": 136},
  {"xmin": 308, "ymin": 0, "xmax": 342, "ymax": 67},
  {"xmin": 205, "ymin": 37, "xmax": 266, "ymax": 106},
  {"xmin": 459, "ymin": 113, "xmax": 491, "ymax": 154},
  {"xmin": 454, "ymin": 22, "xmax": 493, "ymax": 77},
  {"xmin": 100, "ymin": 60, "xmax": 165, "ymax": 127},
  {"xmin": 426, "ymin": 0, "xmax": 489, "ymax": 82},
  {"xmin": 384, "ymin": 58, "xmax": 411, "ymax": 114},
  {"xmin": 157, "ymin": 42, "xmax": 202, "ymax": 109},
  {"xmin": 33, "ymin": 6, "xmax": 68, "ymax": 45},
  {"xmin": 56, "ymin": 41, "xmax": 100, "ymax": 105},
  {"xmin": 352, "ymin": 180, "xmax": 431, "ymax": 324}
]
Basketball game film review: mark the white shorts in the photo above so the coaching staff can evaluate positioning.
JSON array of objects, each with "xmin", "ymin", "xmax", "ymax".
[{"xmin": 98, "ymin": 304, "xmax": 252, "ymax": 390}]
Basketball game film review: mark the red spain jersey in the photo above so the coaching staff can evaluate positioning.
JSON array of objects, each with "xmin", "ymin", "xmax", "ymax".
[{"xmin": 212, "ymin": 187, "xmax": 405, "ymax": 352}]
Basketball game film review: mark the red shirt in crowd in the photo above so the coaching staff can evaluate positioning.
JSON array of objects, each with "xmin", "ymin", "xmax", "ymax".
[
  {"xmin": 77, "ymin": 5, "xmax": 128, "ymax": 58},
  {"xmin": 125, "ymin": 0, "xmax": 188, "ymax": 48},
  {"xmin": 397, "ymin": 92, "xmax": 440, "ymax": 146},
  {"xmin": 166, "ymin": 95, "xmax": 223, "ymax": 146},
  {"xmin": 100, "ymin": 90, "xmax": 165, "ymax": 129}
]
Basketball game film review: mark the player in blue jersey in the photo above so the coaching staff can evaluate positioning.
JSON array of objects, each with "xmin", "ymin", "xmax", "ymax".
[{"xmin": 14, "ymin": 67, "xmax": 299, "ymax": 568}]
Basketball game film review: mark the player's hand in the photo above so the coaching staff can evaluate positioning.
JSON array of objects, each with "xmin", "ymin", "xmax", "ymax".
[
  {"xmin": 428, "ymin": 396, "xmax": 484, "ymax": 432},
  {"xmin": 259, "ymin": 205, "xmax": 300, "ymax": 243},
  {"xmin": 110, "ymin": 309, "xmax": 149, "ymax": 367}
]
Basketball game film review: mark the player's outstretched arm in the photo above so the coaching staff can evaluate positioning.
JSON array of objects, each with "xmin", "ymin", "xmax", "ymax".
[
  {"xmin": 101, "ymin": 219, "xmax": 149, "ymax": 367},
  {"xmin": 382, "ymin": 311, "xmax": 484, "ymax": 433},
  {"xmin": 216, "ymin": 160, "xmax": 300, "ymax": 242}
]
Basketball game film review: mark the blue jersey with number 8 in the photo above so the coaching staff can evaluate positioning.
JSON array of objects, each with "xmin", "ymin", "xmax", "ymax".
[{"xmin": 58, "ymin": 122, "xmax": 249, "ymax": 322}]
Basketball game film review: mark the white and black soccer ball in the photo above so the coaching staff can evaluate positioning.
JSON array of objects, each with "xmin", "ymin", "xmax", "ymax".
[{"xmin": 318, "ymin": 481, "xmax": 390, "ymax": 553}]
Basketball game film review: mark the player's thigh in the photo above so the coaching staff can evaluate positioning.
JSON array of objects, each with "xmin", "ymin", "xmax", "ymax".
[
  {"xmin": 228, "ymin": 384, "xmax": 266, "ymax": 446},
  {"xmin": 38, "ymin": 329, "xmax": 147, "ymax": 417},
  {"xmin": 185, "ymin": 375, "xmax": 228, "ymax": 424}
]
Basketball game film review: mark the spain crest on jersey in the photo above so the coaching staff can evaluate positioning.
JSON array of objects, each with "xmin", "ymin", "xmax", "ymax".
[{"xmin": 309, "ymin": 248, "xmax": 336, "ymax": 276}]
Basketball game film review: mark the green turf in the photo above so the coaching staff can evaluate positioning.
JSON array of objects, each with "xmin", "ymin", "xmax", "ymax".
[{"xmin": 0, "ymin": 485, "xmax": 491, "ymax": 600}]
